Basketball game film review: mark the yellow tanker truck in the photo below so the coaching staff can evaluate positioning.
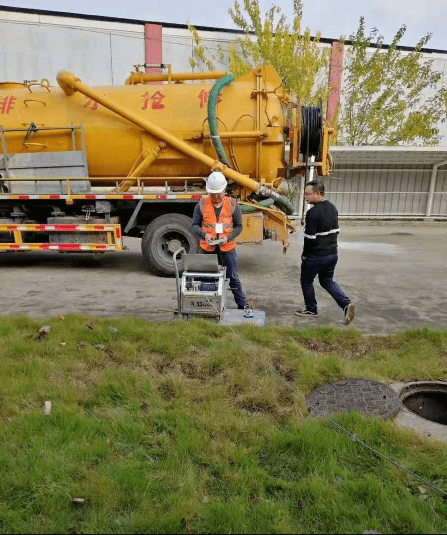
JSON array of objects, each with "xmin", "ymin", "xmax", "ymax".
[{"xmin": 0, "ymin": 64, "xmax": 333, "ymax": 275}]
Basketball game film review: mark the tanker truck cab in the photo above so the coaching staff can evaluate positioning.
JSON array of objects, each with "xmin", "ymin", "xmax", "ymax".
[{"xmin": 0, "ymin": 66, "xmax": 333, "ymax": 275}]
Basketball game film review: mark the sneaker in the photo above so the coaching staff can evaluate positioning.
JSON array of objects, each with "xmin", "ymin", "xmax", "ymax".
[
  {"xmin": 294, "ymin": 308, "xmax": 318, "ymax": 317},
  {"xmin": 344, "ymin": 303, "xmax": 355, "ymax": 325}
]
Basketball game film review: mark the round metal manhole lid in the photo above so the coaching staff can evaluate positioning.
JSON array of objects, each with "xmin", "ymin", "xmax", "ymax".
[{"xmin": 306, "ymin": 378, "xmax": 400, "ymax": 420}]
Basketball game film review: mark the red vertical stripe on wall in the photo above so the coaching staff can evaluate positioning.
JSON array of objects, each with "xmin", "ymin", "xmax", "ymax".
[
  {"xmin": 145, "ymin": 23, "xmax": 163, "ymax": 78},
  {"xmin": 327, "ymin": 42, "xmax": 344, "ymax": 127}
]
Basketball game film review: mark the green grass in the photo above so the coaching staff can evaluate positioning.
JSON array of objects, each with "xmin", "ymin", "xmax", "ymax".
[{"xmin": 1, "ymin": 315, "xmax": 447, "ymax": 533}]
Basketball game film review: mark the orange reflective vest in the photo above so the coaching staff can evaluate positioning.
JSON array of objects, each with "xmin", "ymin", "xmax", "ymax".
[{"xmin": 199, "ymin": 196, "xmax": 237, "ymax": 252}]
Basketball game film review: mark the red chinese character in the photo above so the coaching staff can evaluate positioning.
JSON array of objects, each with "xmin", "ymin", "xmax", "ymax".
[
  {"xmin": 150, "ymin": 91, "xmax": 165, "ymax": 110},
  {"xmin": 83, "ymin": 97, "xmax": 98, "ymax": 110},
  {"xmin": 198, "ymin": 89, "xmax": 209, "ymax": 109},
  {"xmin": 141, "ymin": 91, "xmax": 165, "ymax": 110},
  {"xmin": 198, "ymin": 89, "xmax": 221, "ymax": 109},
  {"xmin": 0, "ymin": 96, "xmax": 17, "ymax": 114},
  {"xmin": 141, "ymin": 92, "xmax": 151, "ymax": 111}
]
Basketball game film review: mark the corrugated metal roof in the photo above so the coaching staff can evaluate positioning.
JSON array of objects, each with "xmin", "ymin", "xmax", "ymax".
[{"xmin": 331, "ymin": 146, "xmax": 447, "ymax": 167}]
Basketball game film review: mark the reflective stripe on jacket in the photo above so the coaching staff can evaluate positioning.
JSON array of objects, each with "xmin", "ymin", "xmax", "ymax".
[{"xmin": 199, "ymin": 196, "xmax": 237, "ymax": 252}]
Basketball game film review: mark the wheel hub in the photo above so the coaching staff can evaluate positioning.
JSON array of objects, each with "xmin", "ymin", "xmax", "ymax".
[{"xmin": 167, "ymin": 238, "xmax": 183, "ymax": 253}]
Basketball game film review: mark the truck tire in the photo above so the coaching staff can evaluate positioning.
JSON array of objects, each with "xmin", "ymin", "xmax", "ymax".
[{"xmin": 141, "ymin": 213, "xmax": 199, "ymax": 276}]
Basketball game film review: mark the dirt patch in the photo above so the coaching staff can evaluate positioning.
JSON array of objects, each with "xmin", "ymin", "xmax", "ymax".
[
  {"xmin": 239, "ymin": 398, "xmax": 277, "ymax": 417},
  {"xmin": 228, "ymin": 383, "xmax": 244, "ymax": 397},
  {"xmin": 277, "ymin": 390, "xmax": 295, "ymax": 407},
  {"xmin": 180, "ymin": 362, "xmax": 200, "ymax": 379},
  {"xmin": 157, "ymin": 381, "xmax": 176, "ymax": 401}
]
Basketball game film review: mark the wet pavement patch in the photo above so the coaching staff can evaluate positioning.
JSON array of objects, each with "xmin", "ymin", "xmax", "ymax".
[
  {"xmin": 306, "ymin": 378, "xmax": 400, "ymax": 420},
  {"xmin": 388, "ymin": 232, "xmax": 414, "ymax": 236},
  {"xmin": 400, "ymin": 382, "xmax": 447, "ymax": 425},
  {"xmin": 337, "ymin": 241, "xmax": 398, "ymax": 254}
]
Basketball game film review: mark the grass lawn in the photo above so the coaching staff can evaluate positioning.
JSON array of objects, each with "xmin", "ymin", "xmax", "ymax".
[{"xmin": 1, "ymin": 315, "xmax": 447, "ymax": 533}]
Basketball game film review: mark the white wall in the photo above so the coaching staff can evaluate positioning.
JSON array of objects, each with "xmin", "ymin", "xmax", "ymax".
[{"xmin": 0, "ymin": 9, "xmax": 144, "ymax": 85}]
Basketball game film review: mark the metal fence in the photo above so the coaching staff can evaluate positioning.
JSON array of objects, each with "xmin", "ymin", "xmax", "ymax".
[
  {"xmin": 293, "ymin": 148, "xmax": 447, "ymax": 219},
  {"xmin": 325, "ymin": 168, "xmax": 447, "ymax": 217}
]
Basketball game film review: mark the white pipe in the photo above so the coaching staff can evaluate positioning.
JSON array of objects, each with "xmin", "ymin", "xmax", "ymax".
[{"xmin": 297, "ymin": 175, "xmax": 306, "ymax": 219}]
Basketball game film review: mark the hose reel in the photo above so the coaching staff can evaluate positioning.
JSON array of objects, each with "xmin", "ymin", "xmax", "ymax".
[{"xmin": 300, "ymin": 106, "xmax": 322, "ymax": 159}]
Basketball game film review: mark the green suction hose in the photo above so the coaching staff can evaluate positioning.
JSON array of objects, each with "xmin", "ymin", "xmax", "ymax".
[
  {"xmin": 274, "ymin": 195, "xmax": 295, "ymax": 215},
  {"xmin": 207, "ymin": 74, "xmax": 234, "ymax": 166}
]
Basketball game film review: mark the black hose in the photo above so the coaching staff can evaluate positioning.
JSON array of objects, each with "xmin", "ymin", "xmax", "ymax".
[{"xmin": 300, "ymin": 107, "xmax": 322, "ymax": 158}]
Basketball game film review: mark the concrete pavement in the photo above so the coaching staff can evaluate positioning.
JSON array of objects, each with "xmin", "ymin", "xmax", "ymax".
[{"xmin": 1, "ymin": 220, "xmax": 446, "ymax": 335}]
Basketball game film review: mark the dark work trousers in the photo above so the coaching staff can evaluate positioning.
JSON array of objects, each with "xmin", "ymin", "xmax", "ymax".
[
  {"xmin": 199, "ymin": 247, "xmax": 246, "ymax": 308},
  {"xmin": 300, "ymin": 254, "xmax": 350, "ymax": 313}
]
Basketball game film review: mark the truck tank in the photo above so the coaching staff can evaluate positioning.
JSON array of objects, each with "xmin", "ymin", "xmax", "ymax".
[{"xmin": 0, "ymin": 66, "xmax": 289, "ymax": 186}]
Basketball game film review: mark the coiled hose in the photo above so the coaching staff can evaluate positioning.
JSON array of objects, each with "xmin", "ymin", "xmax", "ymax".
[{"xmin": 300, "ymin": 106, "xmax": 322, "ymax": 158}]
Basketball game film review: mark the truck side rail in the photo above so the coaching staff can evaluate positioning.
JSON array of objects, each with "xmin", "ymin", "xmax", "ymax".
[{"xmin": 0, "ymin": 223, "xmax": 123, "ymax": 251}]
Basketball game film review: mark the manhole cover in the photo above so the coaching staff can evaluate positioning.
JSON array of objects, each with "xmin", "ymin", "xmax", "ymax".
[{"xmin": 306, "ymin": 378, "xmax": 400, "ymax": 420}]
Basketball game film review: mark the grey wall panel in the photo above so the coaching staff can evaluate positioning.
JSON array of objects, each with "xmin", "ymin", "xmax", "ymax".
[
  {"xmin": 0, "ymin": 21, "xmax": 113, "ymax": 85},
  {"xmin": 162, "ymin": 33, "xmax": 194, "ymax": 73},
  {"xmin": 110, "ymin": 32, "xmax": 145, "ymax": 85},
  {"xmin": 190, "ymin": 39, "xmax": 234, "ymax": 73},
  {"xmin": 162, "ymin": 27, "xmax": 239, "ymax": 74},
  {"xmin": 0, "ymin": 14, "xmax": 145, "ymax": 86}
]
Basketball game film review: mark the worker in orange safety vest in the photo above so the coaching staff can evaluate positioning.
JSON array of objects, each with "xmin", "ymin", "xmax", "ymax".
[{"xmin": 191, "ymin": 171, "xmax": 248, "ymax": 309}]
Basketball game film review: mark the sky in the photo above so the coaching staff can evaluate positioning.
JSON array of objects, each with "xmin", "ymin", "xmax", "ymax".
[{"xmin": 1, "ymin": 0, "xmax": 446, "ymax": 50}]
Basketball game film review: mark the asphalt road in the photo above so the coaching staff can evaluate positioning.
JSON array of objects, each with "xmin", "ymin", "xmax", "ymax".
[{"xmin": 1, "ymin": 220, "xmax": 446, "ymax": 335}]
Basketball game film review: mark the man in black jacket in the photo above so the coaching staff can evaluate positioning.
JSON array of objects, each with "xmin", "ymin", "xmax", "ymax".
[{"xmin": 295, "ymin": 180, "xmax": 355, "ymax": 325}]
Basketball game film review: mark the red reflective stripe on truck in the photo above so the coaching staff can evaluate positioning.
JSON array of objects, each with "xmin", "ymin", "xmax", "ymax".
[
  {"xmin": 55, "ymin": 225, "xmax": 78, "ymax": 231},
  {"xmin": 56, "ymin": 244, "xmax": 82, "ymax": 251},
  {"xmin": 37, "ymin": 224, "xmax": 79, "ymax": 231}
]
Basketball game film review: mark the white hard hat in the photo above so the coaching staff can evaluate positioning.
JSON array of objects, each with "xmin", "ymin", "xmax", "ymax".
[{"xmin": 206, "ymin": 171, "xmax": 227, "ymax": 194}]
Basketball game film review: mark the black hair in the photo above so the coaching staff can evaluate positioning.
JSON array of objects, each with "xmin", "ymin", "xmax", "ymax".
[{"xmin": 306, "ymin": 180, "xmax": 324, "ymax": 196}]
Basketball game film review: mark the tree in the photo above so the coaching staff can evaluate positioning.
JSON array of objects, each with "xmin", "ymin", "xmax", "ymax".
[
  {"xmin": 337, "ymin": 17, "xmax": 447, "ymax": 146},
  {"xmin": 188, "ymin": 0, "xmax": 330, "ymax": 105}
]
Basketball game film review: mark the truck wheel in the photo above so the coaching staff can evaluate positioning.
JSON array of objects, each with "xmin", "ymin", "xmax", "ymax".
[{"xmin": 141, "ymin": 213, "xmax": 199, "ymax": 276}]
